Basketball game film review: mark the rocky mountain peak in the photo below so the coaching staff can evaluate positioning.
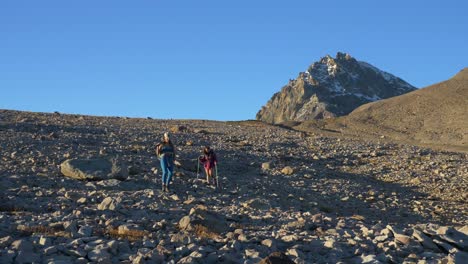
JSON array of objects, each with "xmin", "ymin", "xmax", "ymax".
[{"xmin": 257, "ymin": 52, "xmax": 417, "ymax": 124}]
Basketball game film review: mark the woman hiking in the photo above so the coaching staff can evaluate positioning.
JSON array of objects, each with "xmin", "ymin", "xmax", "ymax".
[
  {"xmin": 156, "ymin": 132, "xmax": 175, "ymax": 192},
  {"xmin": 199, "ymin": 146, "xmax": 218, "ymax": 186}
]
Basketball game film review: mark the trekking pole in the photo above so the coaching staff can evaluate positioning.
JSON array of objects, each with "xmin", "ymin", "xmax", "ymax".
[
  {"xmin": 215, "ymin": 163, "xmax": 219, "ymax": 189},
  {"xmin": 196, "ymin": 158, "xmax": 200, "ymax": 179}
]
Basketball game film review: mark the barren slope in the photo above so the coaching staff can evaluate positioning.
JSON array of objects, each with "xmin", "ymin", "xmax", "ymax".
[
  {"xmin": 297, "ymin": 68, "xmax": 468, "ymax": 152},
  {"xmin": 0, "ymin": 110, "xmax": 467, "ymax": 263}
]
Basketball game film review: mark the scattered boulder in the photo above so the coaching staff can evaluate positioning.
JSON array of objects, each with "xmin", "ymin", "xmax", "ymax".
[
  {"xmin": 436, "ymin": 226, "xmax": 468, "ymax": 250},
  {"xmin": 60, "ymin": 158, "xmax": 128, "ymax": 181},
  {"xmin": 178, "ymin": 205, "xmax": 229, "ymax": 236},
  {"xmin": 0, "ymin": 236, "xmax": 13, "ymax": 248},
  {"xmin": 170, "ymin": 125, "xmax": 188, "ymax": 133},
  {"xmin": 262, "ymin": 162, "xmax": 273, "ymax": 171},
  {"xmin": 98, "ymin": 197, "xmax": 121, "ymax": 211},
  {"xmin": 241, "ymin": 198, "xmax": 271, "ymax": 210},
  {"xmin": 281, "ymin": 166, "xmax": 294, "ymax": 175},
  {"xmin": 259, "ymin": 252, "xmax": 295, "ymax": 264}
]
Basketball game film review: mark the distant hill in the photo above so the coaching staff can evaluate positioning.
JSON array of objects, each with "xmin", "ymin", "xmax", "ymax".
[
  {"xmin": 257, "ymin": 52, "xmax": 416, "ymax": 124},
  {"xmin": 297, "ymin": 68, "xmax": 468, "ymax": 152}
]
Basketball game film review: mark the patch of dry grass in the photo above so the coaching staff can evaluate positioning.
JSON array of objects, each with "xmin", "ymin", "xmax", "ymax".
[
  {"xmin": 0, "ymin": 204, "xmax": 25, "ymax": 213},
  {"xmin": 17, "ymin": 225, "xmax": 70, "ymax": 238},
  {"xmin": 192, "ymin": 224, "xmax": 219, "ymax": 239},
  {"xmin": 105, "ymin": 228, "xmax": 149, "ymax": 241}
]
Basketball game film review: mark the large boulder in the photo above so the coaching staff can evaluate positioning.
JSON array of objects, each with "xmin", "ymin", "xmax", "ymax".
[
  {"xmin": 178, "ymin": 205, "xmax": 229, "ymax": 237},
  {"xmin": 60, "ymin": 158, "xmax": 128, "ymax": 181}
]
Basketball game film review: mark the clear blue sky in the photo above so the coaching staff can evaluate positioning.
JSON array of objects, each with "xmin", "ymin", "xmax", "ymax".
[{"xmin": 1, "ymin": 0, "xmax": 466, "ymax": 120}]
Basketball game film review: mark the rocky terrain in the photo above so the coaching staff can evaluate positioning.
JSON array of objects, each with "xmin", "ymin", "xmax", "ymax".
[
  {"xmin": 0, "ymin": 109, "xmax": 467, "ymax": 263},
  {"xmin": 256, "ymin": 52, "xmax": 416, "ymax": 124},
  {"xmin": 295, "ymin": 68, "xmax": 468, "ymax": 153}
]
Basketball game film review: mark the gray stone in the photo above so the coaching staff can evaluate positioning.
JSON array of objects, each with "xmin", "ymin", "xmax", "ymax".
[
  {"xmin": 457, "ymin": 225, "xmax": 468, "ymax": 236},
  {"xmin": 15, "ymin": 250, "xmax": 40, "ymax": 264},
  {"xmin": 10, "ymin": 239, "xmax": 33, "ymax": 252},
  {"xmin": 77, "ymin": 225, "xmax": 93, "ymax": 237},
  {"xmin": 107, "ymin": 240, "xmax": 119, "ymax": 255},
  {"xmin": 258, "ymin": 252, "xmax": 295, "ymax": 264},
  {"xmin": 132, "ymin": 255, "xmax": 146, "ymax": 264},
  {"xmin": 412, "ymin": 229, "xmax": 440, "ymax": 252},
  {"xmin": 281, "ymin": 235, "xmax": 298, "ymax": 243},
  {"xmin": 448, "ymin": 250, "xmax": 468, "ymax": 264},
  {"xmin": 262, "ymin": 162, "xmax": 272, "ymax": 171},
  {"xmin": 0, "ymin": 250, "xmax": 15, "ymax": 264},
  {"xmin": 171, "ymin": 232, "xmax": 193, "ymax": 245},
  {"xmin": 324, "ymin": 238, "xmax": 335, "ymax": 248},
  {"xmin": 433, "ymin": 239, "xmax": 455, "ymax": 253},
  {"xmin": 281, "ymin": 166, "xmax": 294, "ymax": 175},
  {"xmin": 60, "ymin": 158, "xmax": 128, "ymax": 181},
  {"xmin": 98, "ymin": 197, "xmax": 121, "ymax": 211},
  {"xmin": 245, "ymin": 249, "xmax": 260, "ymax": 258},
  {"xmin": 387, "ymin": 225, "xmax": 412, "ymax": 245},
  {"xmin": 436, "ymin": 226, "xmax": 468, "ymax": 250},
  {"xmin": 0, "ymin": 236, "xmax": 13, "ymax": 248},
  {"xmin": 178, "ymin": 205, "xmax": 229, "ymax": 235},
  {"xmin": 44, "ymin": 255, "xmax": 75, "ymax": 264},
  {"xmin": 360, "ymin": 254, "xmax": 381, "ymax": 264},
  {"xmin": 287, "ymin": 248, "xmax": 303, "ymax": 258},
  {"xmin": 242, "ymin": 198, "xmax": 271, "ymax": 210},
  {"xmin": 261, "ymin": 239, "xmax": 276, "ymax": 248},
  {"xmin": 43, "ymin": 246, "xmax": 58, "ymax": 255},
  {"xmin": 177, "ymin": 256, "xmax": 197, "ymax": 264},
  {"xmin": 38, "ymin": 236, "xmax": 52, "ymax": 247},
  {"xmin": 88, "ymin": 248, "xmax": 112, "ymax": 262},
  {"xmin": 96, "ymin": 179, "xmax": 121, "ymax": 187}
]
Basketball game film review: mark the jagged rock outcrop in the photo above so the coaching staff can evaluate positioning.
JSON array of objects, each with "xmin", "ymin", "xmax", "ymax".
[{"xmin": 257, "ymin": 52, "xmax": 416, "ymax": 123}]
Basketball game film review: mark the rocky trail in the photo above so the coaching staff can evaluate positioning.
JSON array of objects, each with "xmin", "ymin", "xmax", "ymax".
[{"xmin": 0, "ymin": 110, "xmax": 467, "ymax": 263}]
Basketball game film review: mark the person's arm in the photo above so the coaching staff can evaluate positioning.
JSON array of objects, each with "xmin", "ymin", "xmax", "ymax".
[
  {"xmin": 199, "ymin": 155, "xmax": 207, "ymax": 163},
  {"xmin": 156, "ymin": 144, "xmax": 161, "ymax": 156}
]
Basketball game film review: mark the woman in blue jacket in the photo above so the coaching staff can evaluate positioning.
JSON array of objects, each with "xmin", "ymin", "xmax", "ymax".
[{"xmin": 156, "ymin": 132, "xmax": 175, "ymax": 192}]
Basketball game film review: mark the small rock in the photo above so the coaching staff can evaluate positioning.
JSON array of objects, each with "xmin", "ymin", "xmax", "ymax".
[
  {"xmin": 245, "ymin": 249, "xmax": 260, "ymax": 258},
  {"xmin": 242, "ymin": 198, "xmax": 271, "ymax": 210},
  {"xmin": 0, "ymin": 236, "xmax": 13, "ymax": 248},
  {"xmin": 324, "ymin": 239, "xmax": 335, "ymax": 248},
  {"xmin": 39, "ymin": 236, "xmax": 52, "ymax": 247},
  {"xmin": 261, "ymin": 239, "xmax": 276, "ymax": 248},
  {"xmin": 87, "ymin": 249, "xmax": 111, "ymax": 262},
  {"xmin": 98, "ymin": 197, "xmax": 121, "ymax": 211},
  {"xmin": 262, "ymin": 162, "xmax": 273, "ymax": 171},
  {"xmin": 281, "ymin": 166, "xmax": 294, "ymax": 175},
  {"xmin": 287, "ymin": 248, "xmax": 303, "ymax": 258},
  {"xmin": 281, "ymin": 235, "xmax": 298, "ymax": 243},
  {"xmin": 77, "ymin": 226, "xmax": 93, "ymax": 237}
]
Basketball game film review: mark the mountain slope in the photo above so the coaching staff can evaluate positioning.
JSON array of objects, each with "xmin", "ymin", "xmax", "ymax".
[
  {"xmin": 257, "ymin": 52, "xmax": 416, "ymax": 123},
  {"xmin": 332, "ymin": 68, "xmax": 468, "ymax": 151}
]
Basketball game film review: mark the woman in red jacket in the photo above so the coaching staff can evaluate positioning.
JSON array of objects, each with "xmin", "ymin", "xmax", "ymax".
[{"xmin": 199, "ymin": 146, "xmax": 218, "ymax": 185}]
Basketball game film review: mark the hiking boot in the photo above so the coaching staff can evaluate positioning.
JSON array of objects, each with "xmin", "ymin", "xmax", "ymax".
[
  {"xmin": 164, "ymin": 186, "xmax": 169, "ymax": 193},
  {"xmin": 162, "ymin": 184, "xmax": 166, "ymax": 191}
]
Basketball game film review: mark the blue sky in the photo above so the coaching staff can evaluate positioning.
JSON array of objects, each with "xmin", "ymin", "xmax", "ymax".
[{"xmin": 1, "ymin": 0, "xmax": 466, "ymax": 120}]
